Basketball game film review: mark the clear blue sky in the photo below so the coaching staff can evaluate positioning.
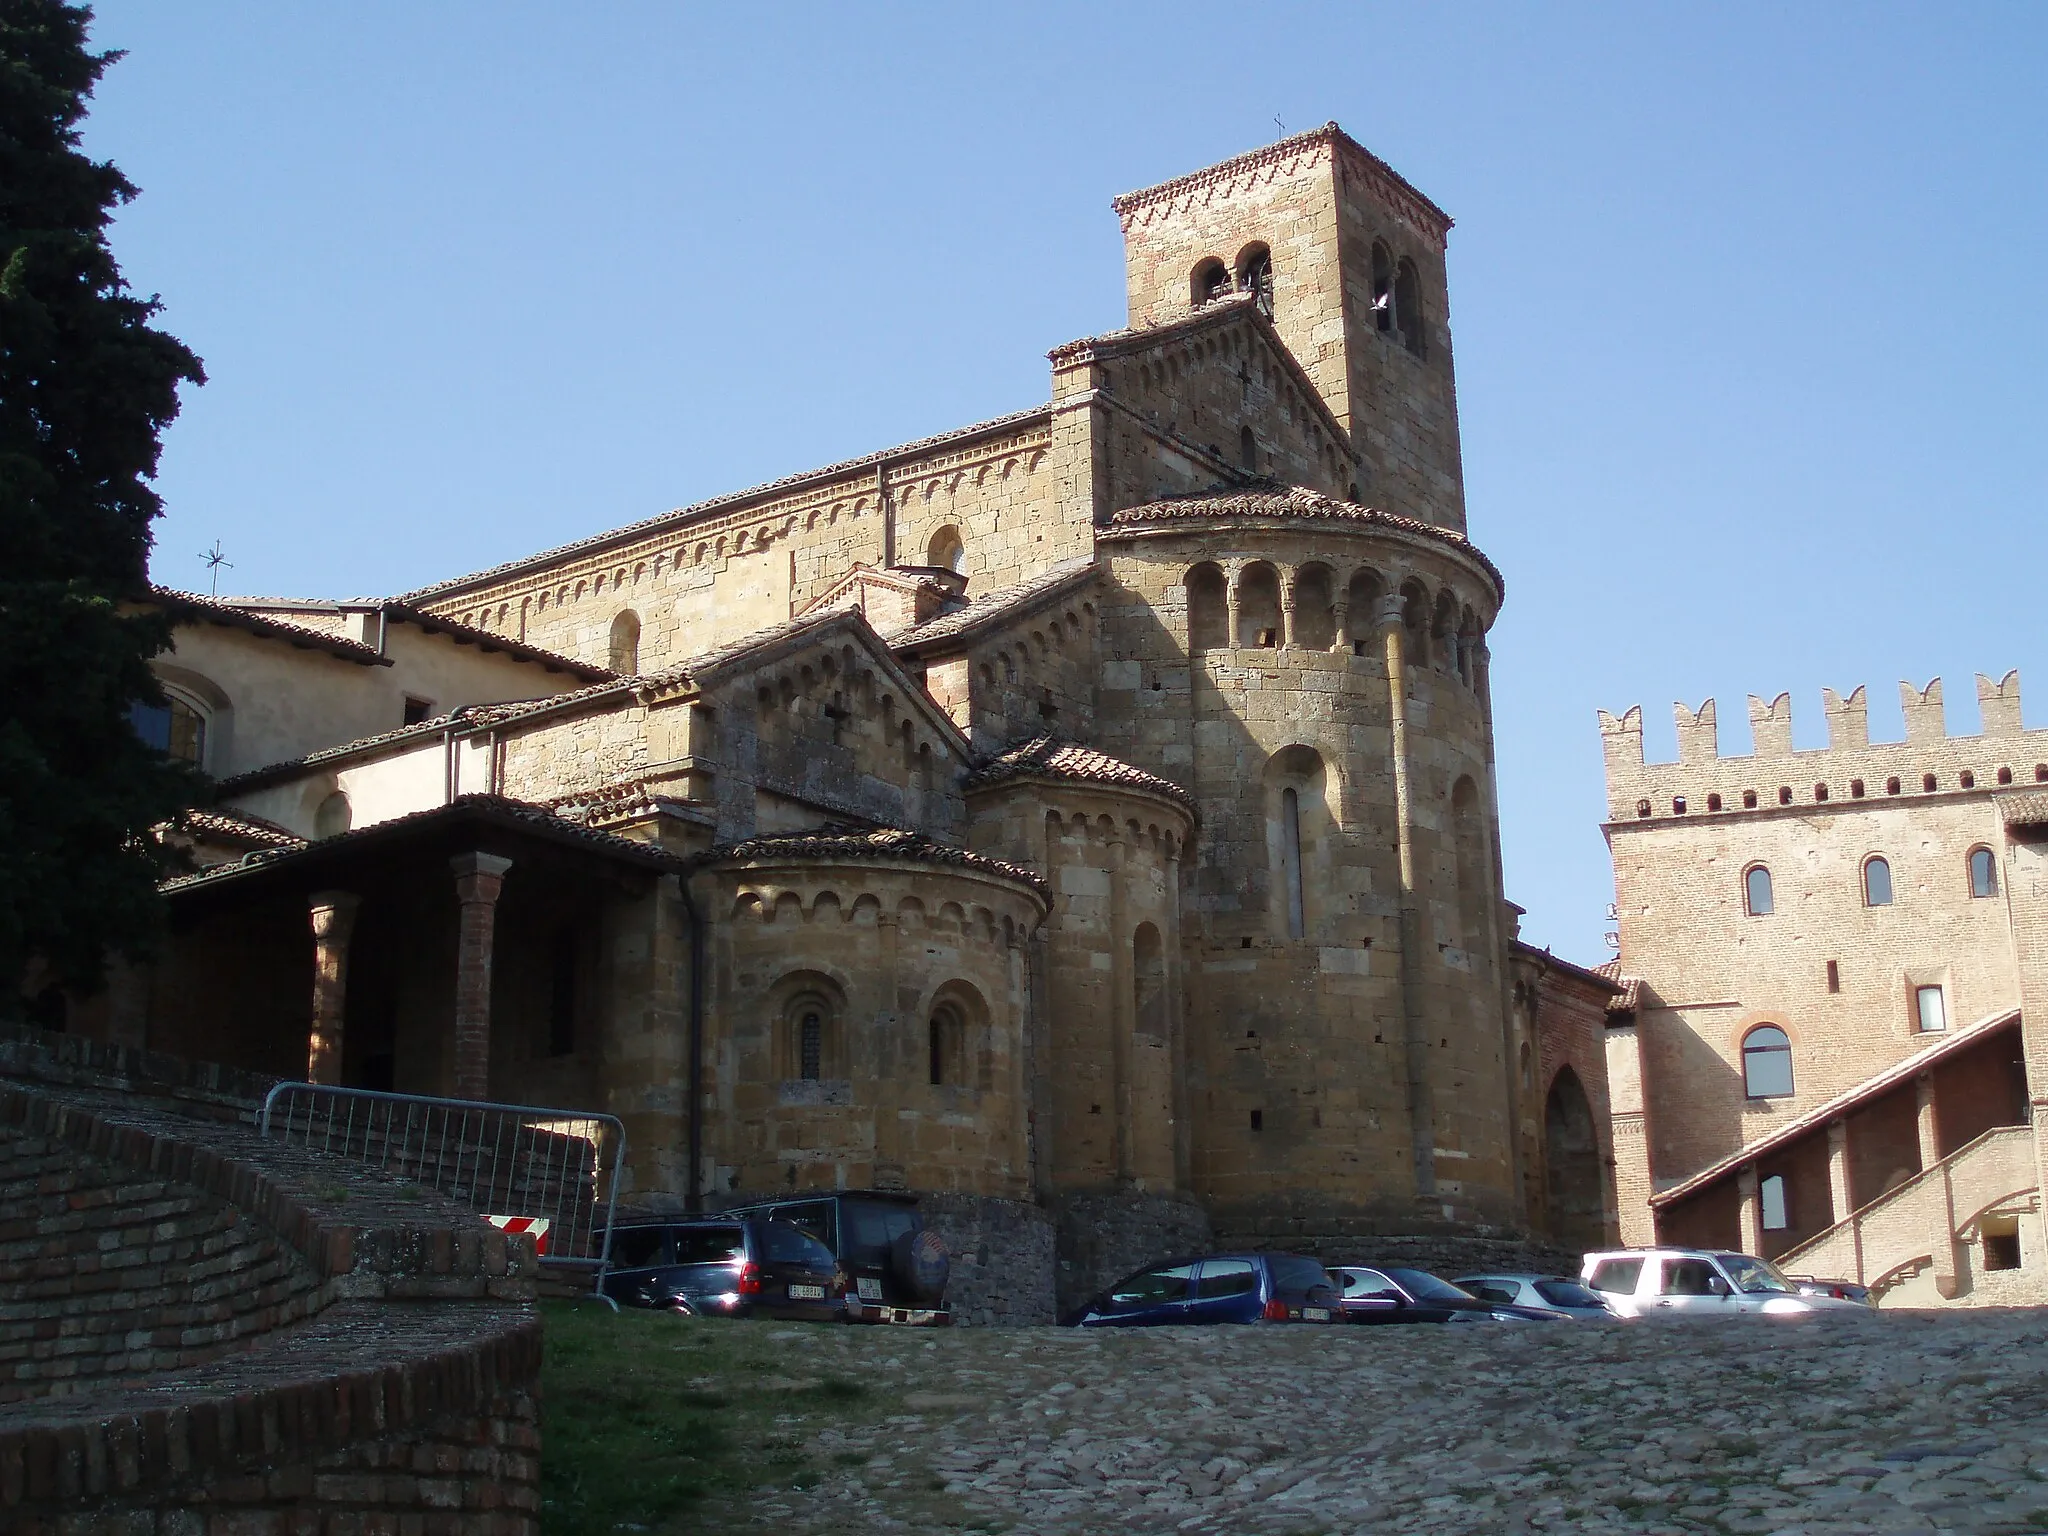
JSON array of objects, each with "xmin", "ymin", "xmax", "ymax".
[{"xmin": 84, "ymin": 3, "xmax": 2048, "ymax": 961}]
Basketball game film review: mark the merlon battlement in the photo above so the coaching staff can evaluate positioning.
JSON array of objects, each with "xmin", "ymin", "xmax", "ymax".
[{"xmin": 1597, "ymin": 673, "xmax": 2048, "ymax": 822}]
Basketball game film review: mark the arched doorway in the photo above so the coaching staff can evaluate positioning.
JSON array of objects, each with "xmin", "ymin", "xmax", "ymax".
[{"xmin": 1544, "ymin": 1067, "xmax": 1605, "ymax": 1252}]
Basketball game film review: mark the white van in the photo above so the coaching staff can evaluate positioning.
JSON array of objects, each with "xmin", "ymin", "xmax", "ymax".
[{"xmin": 1581, "ymin": 1248, "xmax": 1870, "ymax": 1318}]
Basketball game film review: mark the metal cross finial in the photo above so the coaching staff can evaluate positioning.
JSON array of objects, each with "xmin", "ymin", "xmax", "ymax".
[
  {"xmin": 200, "ymin": 540, "xmax": 233, "ymax": 597},
  {"xmin": 1274, "ymin": 115, "xmax": 1286, "ymax": 137}
]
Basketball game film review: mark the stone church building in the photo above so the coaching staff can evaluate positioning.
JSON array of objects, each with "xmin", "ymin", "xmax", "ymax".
[{"xmin": 72, "ymin": 126, "xmax": 1620, "ymax": 1310}]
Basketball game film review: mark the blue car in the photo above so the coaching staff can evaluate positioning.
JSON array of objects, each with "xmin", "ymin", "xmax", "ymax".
[{"xmin": 1067, "ymin": 1252, "xmax": 1341, "ymax": 1327}]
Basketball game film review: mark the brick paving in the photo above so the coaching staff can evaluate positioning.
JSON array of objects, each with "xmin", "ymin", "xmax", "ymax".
[{"xmin": 705, "ymin": 1310, "xmax": 2048, "ymax": 1534}]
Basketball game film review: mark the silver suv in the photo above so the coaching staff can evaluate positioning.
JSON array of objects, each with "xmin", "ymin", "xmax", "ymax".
[{"xmin": 1581, "ymin": 1248, "xmax": 1870, "ymax": 1317}]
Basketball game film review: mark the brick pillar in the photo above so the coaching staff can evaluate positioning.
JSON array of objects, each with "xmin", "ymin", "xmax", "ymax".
[
  {"xmin": 1826, "ymin": 1117, "xmax": 1853, "ymax": 1224},
  {"xmin": 1380, "ymin": 591, "xmax": 1433, "ymax": 1200},
  {"xmin": 1736, "ymin": 1161, "xmax": 1762, "ymax": 1255},
  {"xmin": 307, "ymin": 891, "xmax": 360, "ymax": 1086},
  {"xmin": 449, "ymin": 853, "xmax": 513, "ymax": 1101},
  {"xmin": 1915, "ymin": 1073, "xmax": 1941, "ymax": 1171}
]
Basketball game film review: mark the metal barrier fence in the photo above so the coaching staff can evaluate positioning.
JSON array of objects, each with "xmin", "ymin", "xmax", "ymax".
[{"xmin": 258, "ymin": 1083, "xmax": 625, "ymax": 1284}]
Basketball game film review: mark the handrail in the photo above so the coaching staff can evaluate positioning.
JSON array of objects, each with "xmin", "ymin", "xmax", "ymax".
[{"xmin": 1776, "ymin": 1123, "xmax": 2032, "ymax": 1268}]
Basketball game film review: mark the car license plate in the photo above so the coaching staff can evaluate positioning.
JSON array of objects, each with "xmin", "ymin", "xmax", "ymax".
[
  {"xmin": 788, "ymin": 1283, "xmax": 825, "ymax": 1301},
  {"xmin": 1302, "ymin": 1306, "xmax": 1331, "ymax": 1322},
  {"xmin": 857, "ymin": 1277, "xmax": 883, "ymax": 1301}
]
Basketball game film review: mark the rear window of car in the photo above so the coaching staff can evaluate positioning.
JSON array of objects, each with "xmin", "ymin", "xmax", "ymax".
[
  {"xmin": 1587, "ymin": 1258, "xmax": 1644, "ymax": 1295},
  {"xmin": 1464, "ymin": 1281, "xmax": 1517, "ymax": 1304},
  {"xmin": 1267, "ymin": 1256, "xmax": 1332, "ymax": 1295},
  {"xmin": 672, "ymin": 1225, "xmax": 746, "ymax": 1266},
  {"xmin": 609, "ymin": 1228, "xmax": 666, "ymax": 1268},
  {"xmin": 843, "ymin": 1202, "xmax": 918, "ymax": 1267},
  {"xmin": 767, "ymin": 1201, "xmax": 838, "ymax": 1253},
  {"xmin": 756, "ymin": 1221, "xmax": 833, "ymax": 1267},
  {"xmin": 1535, "ymin": 1280, "xmax": 1605, "ymax": 1308}
]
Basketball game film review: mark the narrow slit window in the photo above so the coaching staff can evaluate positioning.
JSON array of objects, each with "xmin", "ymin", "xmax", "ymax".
[
  {"xmin": 1915, "ymin": 985, "xmax": 1946, "ymax": 1034},
  {"xmin": 1760, "ymin": 1174, "xmax": 1789, "ymax": 1231},
  {"xmin": 1745, "ymin": 865, "xmax": 1774, "ymax": 916},
  {"xmin": 1863, "ymin": 856, "xmax": 1893, "ymax": 907},
  {"xmin": 1280, "ymin": 787, "xmax": 1306, "ymax": 940},
  {"xmin": 1969, "ymin": 847, "xmax": 1998, "ymax": 898},
  {"xmin": 800, "ymin": 1011, "xmax": 823, "ymax": 1080}
]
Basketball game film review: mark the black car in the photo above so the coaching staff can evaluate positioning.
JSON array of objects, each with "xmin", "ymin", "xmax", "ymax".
[
  {"xmin": 601, "ymin": 1217, "xmax": 844, "ymax": 1321},
  {"xmin": 723, "ymin": 1191, "xmax": 950, "ymax": 1324},
  {"xmin": 1330, "ymin": 1265, "xmax": 1561, "ymax": 1324},
  {"xmin": 1066, "ymin": 1252, "xmax": 1341, "ymax": 1327}
]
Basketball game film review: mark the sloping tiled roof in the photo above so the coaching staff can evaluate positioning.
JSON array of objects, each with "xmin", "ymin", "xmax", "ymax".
[
  {"xmin": 965, "ymin": 735, "xmax": 1196, "ymax": 815},
  {"xmin": 689, "ymin": 825, "xmax": 1048, "ymax": 899},
  {"xmin": 1594, "ymin": 960, "xmax": 1642, "ymax": 1015},
  {"xmin": 173, "ymin": 807, "xmax": 307, "ymax": 851},
  {"xmin": 163, "ymin": 794, "xmax": 686, "ymax": 895},
  {"xmin": 1100, "ymin": 486, "xmax": 1504, "ymax": 599},
  {"xmin": 401, "ymin": 406, "xmax": 1053, "ymax": 605},
  {"xmin": 890, "ymin": 557, "xmax": 1099, "ymax": 652},
  {"xmin": 378, "ymin": 602, "xmax": 614, "ymax": 680},
  {"xmin": 1647, "ymin": 1007, "xmax": 2023, "ymax": 1210},
  {"xmin": 1998, "ymin": 791, "xmax": 2048, "ymax": 827},
  {"xmin": 149, "ymin": 588, "xmax": 390, "ymax": 666}
]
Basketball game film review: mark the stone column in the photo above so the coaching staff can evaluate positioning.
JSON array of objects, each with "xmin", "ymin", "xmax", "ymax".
[
  {"xmin": 449, "ymin": 853, "xmax": 513, "ymax": 1101},
  {"xmin": 307, "ymin": 891, "xmax": 360, "ymax": 1086},
  {"xmin": 1277, "ymin": 585, "xmax": 1296, "ymax": 651},
  {"xmin": 1223, "ymin": 560, "xmax": 1244, "ymax": 652},
  {"xmin": 1109, "ymin": 827, "xmax": 1134, "ymax": 1185},
  {"xmin": 1915, "ymin": 1073, "xmax": 1941, "ymax": 1171},
  {"xmin": 1737, "ymin": 1162, "xmax": 1762, "ymax": 1256},
  {"xmin": 1329, "ymin": 599, "xmax": 1351, "ymax": 653},
  {"xmin": 1379, "ymin": 592, "xmax": 1434, "ymax": 1200}
]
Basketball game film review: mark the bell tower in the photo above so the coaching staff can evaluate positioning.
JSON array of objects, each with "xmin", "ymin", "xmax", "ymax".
[{"xmin": 1112, "ymin": 124, "xmax": 1468, "ymax": 533}]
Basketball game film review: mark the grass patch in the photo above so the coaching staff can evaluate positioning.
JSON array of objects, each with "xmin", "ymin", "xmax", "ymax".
[{"xmin": 540, "ymin": 1300, "xmax": 893, "ymax": 1536}]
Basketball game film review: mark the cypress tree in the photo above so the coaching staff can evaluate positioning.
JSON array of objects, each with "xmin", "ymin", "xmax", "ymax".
[{"xmin": 0, "ymin": 0, "xmax": 206, "ymax": 1012}]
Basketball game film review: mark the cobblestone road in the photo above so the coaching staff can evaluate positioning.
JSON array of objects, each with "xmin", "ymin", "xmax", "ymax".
[{"xmin": 707, "ymin": 1309, "xmax": 2048, "ymax": 1534}]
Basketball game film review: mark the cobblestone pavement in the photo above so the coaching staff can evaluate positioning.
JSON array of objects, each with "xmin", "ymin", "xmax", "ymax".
[{"xmin": 709, "ymin": 1309, "xmax": 2048, "ymax": 1534}]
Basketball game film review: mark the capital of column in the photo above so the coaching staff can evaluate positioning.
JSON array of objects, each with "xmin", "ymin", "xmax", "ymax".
[
  {"xmin": 1373, "ymin": 593, "xmax": 1408, "ymax": 633},
  {"xmin": 309, "ymin": 890, "xmax": 360, "ymax": 942},
  {"xmin": 450, "ymin": 851, "xmax": 514, "ymax": 903}
]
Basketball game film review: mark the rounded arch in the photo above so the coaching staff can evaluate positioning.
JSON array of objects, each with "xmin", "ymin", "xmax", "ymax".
[
  {"xmin": 1543, "ymin": 1067, "xmax": 1604, "ymax": 1252},
  {"xmin": 313, "ymin": 790, "xmax": 352, "ymax": 840},
  {"xmin": 1132, "ymin": 922, "xmax": 1166, "ymax": 1041},
  {"xmin": 1236, "ymin": 562, "xmax": 1282, "ymax": 648},
  {"xmin": 1450, "ymin": 774, "xmax": 1491, "ymax": 950},
  {"xmin": 1862, "ymin": 853, "xmax": 1893, "ymax": 907},
  {"xmin": 1969, "ymin": 845, "xmax": 1999, "ymax": 898},
  {"xmin": 1371, "ymin": 241, "xmax": 1395, "ymax": 332},
  {"xmin": 925, "ymin": 524, "xmax": 965, "ymax": 575},
  {"xmin": 1743, "ymin": 863, "xmax": 1774, "ymax": 917},
  {"xmin": 1235, "ymin": 242, "xmax": 1273, "ymax": 315},
  {"xmin": 1290, "ymin": 563, "xmax": 1336, "ymax": 651},
  {"xmin": 1190, "ymin": 256, "xmax": 1230, "ymax": 307},
  {"xmin": 608, "ymin": 609, "xmax": 642, "ymax": 674},
  {"xmin": 770, "ymin": 969, "xmax": 847, "ymax": 1083},
  {"xmin": 1741, "ymin": 1025, "xmax": 1794, "ymax": 1099},
  {"xmin": 1185, "ymin": 562, "xmax": 1229, "ymax": 652},
  {"xmin": 1263, "ymin": 745, "xmax": 1334, "ymax": 940},
  {"xmin": 1395, "ymin": 256, "xmax": 1426, "ymax": 357},
  {"xmin": 925, "ymin": 978, "xmax": 992, "ymax": 1091}
]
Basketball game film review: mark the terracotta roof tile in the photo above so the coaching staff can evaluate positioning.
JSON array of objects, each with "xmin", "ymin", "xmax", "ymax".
[
  {"xmin": 689, "ymin": 824, "xmax": 1048, "ymax": 899},
  {"xmin": 1100, "ymin": 485, "xmax": 1504, "ymax": 599},
  {"xmin": 1998, "ymin": 791, "xmax": 2048, "ymax": 827},
  {"xmin": 149, "ymin": 587, "xmax": 390, "ymax": 666},
  {"xmin": 1593, "ymin": 959, "xmax": 1642, "ymax": 1014},
  {"xmin": 172, "ymin": 807, "xmax": 307, "ymax": 851},
  {"xmin": 890, "ymin": 558, "xmax": 1099, "ymax": 651},
  {"xmin": 965, "ymin": 735, "xmax": 1196, "ymax": 815}
]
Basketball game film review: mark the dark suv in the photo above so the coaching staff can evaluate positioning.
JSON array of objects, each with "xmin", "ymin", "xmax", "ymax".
[
  {"xmin": 723, "ymin": 1191, "xmax": 950, "ymax": 1325},
  {"xmin": 1066, "ymin": 1252, "xmax": 1341, "ymax": 1327},
  {"xmin": 600, "ymin": 1217, "xmax": 844, "ymax": 1321}
]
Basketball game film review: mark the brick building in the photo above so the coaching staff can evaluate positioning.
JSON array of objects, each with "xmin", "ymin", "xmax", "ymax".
[
  {"xmin": 50, "ymin": 126, "xmax": 1616, "ymax": 1308},
  {"xmin": 1600, "ymin": 678, "xmax": 2048, "ymax": 1304}
]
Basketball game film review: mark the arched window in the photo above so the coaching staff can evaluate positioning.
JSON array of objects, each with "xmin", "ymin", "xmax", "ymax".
[
  {"xmin": 925, "ymin": 525, "xmax": 965, "ymax": 575},
  {"xmin": 608, "ymin": 610, "xmax": 641, "ymax": 674},
  {"xmin": 1395, "ymin": 258, "xmax": 1426, "ymax": 357},
  {"xmin": 1744, "ymin": 865, "xmax": 1773, "ymax": 916},
  {"xmin": 1862, "ymin": 856, "xmax": 1893, "ymax": 907},
  {"xmin": 1239, "ymin": 425, "xmax": 1258, "ymax": 473},
  {"xmin": 928, "ymin": 1002, "xmax": 965, "ymax": 1086},
  {"xmin": 1236, "ymin": 244, "xmax": 1273, "ymax": 317},
  {"xmin": 1741, "ymin": 1026, "xmax": 1794, "ymax": 1099},
  {"xmin": 800, "ymin": 1009, "xmax": 824, "ymax": 1080},
  {"xmin": 130, "ymin": 690, "xmax": 209, "ymax": 768},
  {"xmin": 1279, "ymin": 787, "xmax": 1306, "ymax": 940},
  {"xmin": 1371, "ymin": 242, "xmax": 1394, "ymax": 333},
  {"xmin": 1185, "ymin": 564, "xmax": 1228, "ymax": 652},
  {"xmin": 925, "ymin": 983, "xmax": 988, "ymax": 1090},
  {"xmin": 1236, "ymin": 562, "xmax": 1282, "ymax": 648},
  {"xmin": 1190, "ymin": 257, "xmax": 1229, "ymax": 307},
  {"xmin": 314, "ymin": 791, "xmax": 352, "ymax": 840},
  {"xmin": 1133, "ymin": 922, "xmax": 1166, "ymax": 1041},
  {"xmin": 1969, "ymin": 847, "xmax": 1998, "ymax": 898}
]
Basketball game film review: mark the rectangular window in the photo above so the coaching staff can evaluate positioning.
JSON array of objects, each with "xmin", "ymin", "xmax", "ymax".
[
  {"xmin": 1587, "ymin": 1258, "xmax": 1643, "ymax": 1295},
  {"xmin": 1826, "ymin": 960, "xmax": 1840, "ymax": 994},
  {"xmin": 1984, "ymin": 1231, "xmax": 2022, "ymax": 1271},
  {"xmin": 1915, "ymin": 985, "xmax": 1947, "ymax": 1033},
  {"xmin": 1760, "ymin": 1174, "xmax": 1789, "ymax": 1230},
  {"xmin": 402, "ymin": 695, "xmax": 433, "ymax": 726}
]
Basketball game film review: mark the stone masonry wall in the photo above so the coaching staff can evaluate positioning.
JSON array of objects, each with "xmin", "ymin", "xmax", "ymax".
[
  {"xmin": 1051, "ymin": 1191, "xmax": 1213, "ymax": 1319},
  {"xmin": 919, "ymin": 1192, "xmax": 1056, "ymax": 1327}
]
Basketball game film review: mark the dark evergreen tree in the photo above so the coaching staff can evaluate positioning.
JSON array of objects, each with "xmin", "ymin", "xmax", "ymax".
[{"xmin": 0, "ymin": 0, "xmax": 205, "ymax": 1012}]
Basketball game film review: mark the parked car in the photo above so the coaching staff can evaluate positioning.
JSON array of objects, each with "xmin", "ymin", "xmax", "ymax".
[
  {"xmin": 600, "ymin": 1216, "xmax": 844, "ymax": 1321},
  {"xmin": 1581, "ymin": 1248, "xmax": 1871, "ymax": 1318},
  {"xmin": 1067, "ymin": 1252, "xmax": 1341, "ymax": 1327},
  {"xmin": 723, "ymin": 1191, "xmax": 951, "ymax": 1324},
  {"xmin": 1329, "ymin": 1265, "xmax": 1559, "ymax": 1324},
  {"xmin": 1785, "ymin": 1274, "xmax": 1873, "ymax": 1306},
  {"xmin": 1453, "ymin": 1273, "xmax": 1616, "ymax": 1319}
]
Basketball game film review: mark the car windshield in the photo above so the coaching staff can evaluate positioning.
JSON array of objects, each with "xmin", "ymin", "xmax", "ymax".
[
  {"xmin": 1717, "ymin": 1254, "xmax": 1796, "ymax": 1294},
  {"xmin": 1534, "ymin": 1280, "xmax": 1605, "ymax": 1308},
  {"xmin": 1267, "ymin": 1256, "xmax": 1332, "ymax": 1295},
  {"xmin": 1384, "ymin": 1269, "xmax": 1475, "ymax": 1301}
]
